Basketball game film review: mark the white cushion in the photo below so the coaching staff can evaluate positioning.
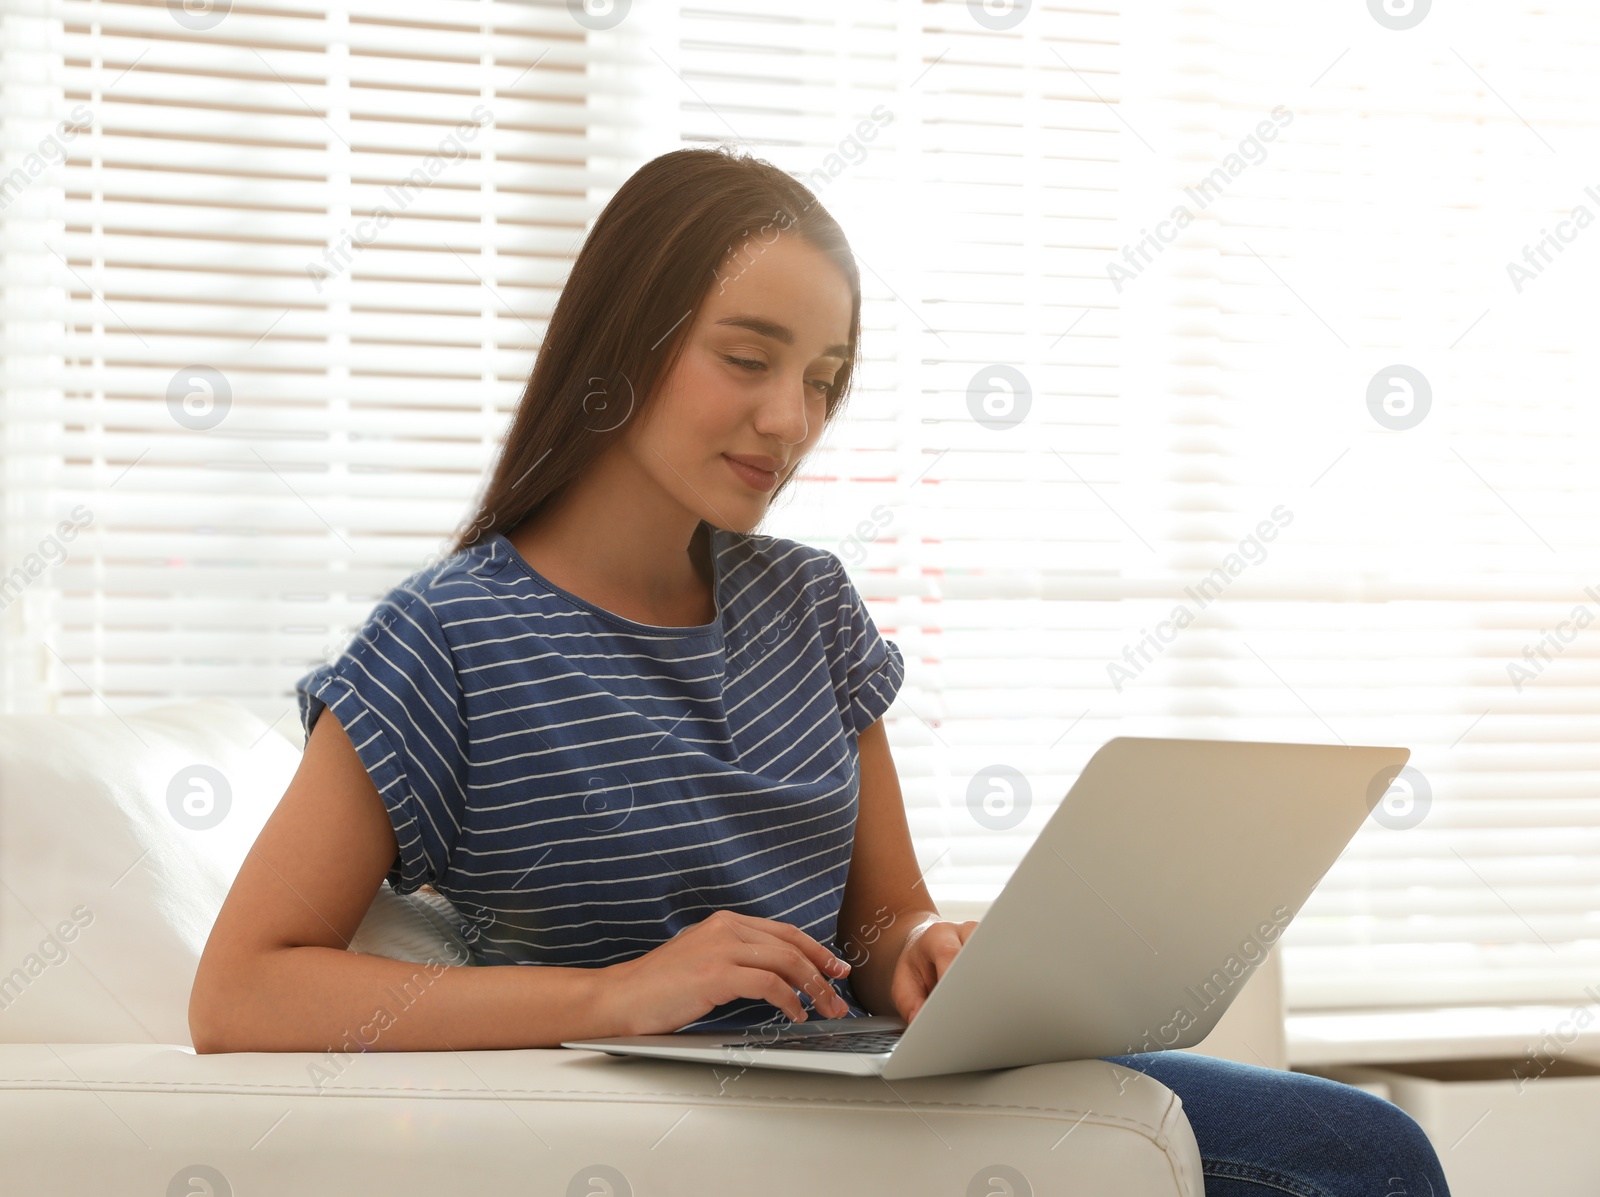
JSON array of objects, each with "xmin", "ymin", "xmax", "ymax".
[
  {"xmin": 348, "ymin": 880, "xmax": 472, "ymax": 966},
  {"xmin": 0, "ymin": 700, "xmax": 469, "ymax": 1047}
]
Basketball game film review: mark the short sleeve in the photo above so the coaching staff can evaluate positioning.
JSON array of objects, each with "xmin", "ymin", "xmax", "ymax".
[
  {"xmin": 822, "ymin": 552, "xmax": 905, "ymax": 736},
  {"xmin": 294, "ymin": 585, "xmax": 468, "ymax": 894}
]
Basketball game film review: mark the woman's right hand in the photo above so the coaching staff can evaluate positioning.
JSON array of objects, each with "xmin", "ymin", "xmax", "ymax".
[{"xmin": 601, "ymin": 909, "xmax": 854, "ymax": 1036}]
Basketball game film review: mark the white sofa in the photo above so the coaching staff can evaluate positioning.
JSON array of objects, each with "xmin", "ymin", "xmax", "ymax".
[{"xmin": 0, "ymin": 699, "xmax": 1267, "ymax": 1195}]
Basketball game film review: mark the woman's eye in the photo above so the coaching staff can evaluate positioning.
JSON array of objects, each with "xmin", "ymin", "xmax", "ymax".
[{"xmin": 723, "ymin": 354, "xmax": 830, "ymax": 397}]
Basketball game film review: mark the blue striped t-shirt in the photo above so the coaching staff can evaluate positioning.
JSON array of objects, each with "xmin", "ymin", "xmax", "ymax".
[{"xmin": 294, "ymin": 522, "xmax": 905, "ymax": 1032}]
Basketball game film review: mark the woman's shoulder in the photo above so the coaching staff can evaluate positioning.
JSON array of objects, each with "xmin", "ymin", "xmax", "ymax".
[
  {"xmin": 316, "ymin": 533, "xmax": 521, "ymax": 668},
  {"xmin": 717, "ymin": 527, "xmax": 848, "ymax": 595},
  {"xmin": 390, "ymin": 530, "xmax": 540, "ymax": 621}
]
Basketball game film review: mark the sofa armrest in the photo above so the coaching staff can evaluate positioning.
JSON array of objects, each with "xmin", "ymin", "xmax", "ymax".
[{"xmin": 0, "ymin": 1042, "xmax": 1203, "ymax": 1196}]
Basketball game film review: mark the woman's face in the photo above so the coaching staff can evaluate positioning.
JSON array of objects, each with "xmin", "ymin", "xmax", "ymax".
[{"xmin": 623, "ymin": 230, "xmax": 854, "ymax": 534}]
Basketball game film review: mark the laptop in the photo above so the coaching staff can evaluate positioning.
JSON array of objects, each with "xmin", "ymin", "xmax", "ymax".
[{"xmin": 563, "ymin": 736, "xmax": 1407, "ymax": 1079}]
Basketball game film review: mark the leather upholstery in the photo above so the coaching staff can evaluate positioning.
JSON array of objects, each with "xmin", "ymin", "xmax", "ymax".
[{"xmin": 0, "ymin": 1041, "xmax": 1203, "ymax": 1195}]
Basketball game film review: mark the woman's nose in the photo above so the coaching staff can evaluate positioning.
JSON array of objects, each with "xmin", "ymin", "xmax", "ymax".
[{"xmin": 757, "ymin": 377, "xmax": 813, "ymax": 445}]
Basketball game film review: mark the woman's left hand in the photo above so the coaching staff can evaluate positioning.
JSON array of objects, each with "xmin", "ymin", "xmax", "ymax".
[{"xmin": 889, "ymin": 917, "xmax": 980, "ymax": 1024}]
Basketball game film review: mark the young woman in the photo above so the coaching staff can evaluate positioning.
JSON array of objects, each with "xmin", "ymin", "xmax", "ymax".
[{"xmin": 190, "ymin": 147, "xmax": 1451, "ymax": 1196}]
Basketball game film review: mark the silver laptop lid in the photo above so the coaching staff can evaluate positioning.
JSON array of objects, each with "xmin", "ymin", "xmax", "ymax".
[{"xmin": 877, "ymin": 737, "xmax": 1406, "ymax": 1079}]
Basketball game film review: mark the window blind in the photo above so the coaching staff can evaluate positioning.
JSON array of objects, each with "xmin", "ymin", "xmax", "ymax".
[
  {"xmin": 1112, "ymin": 0, "xmax": 1600, "ymax": 1011},
  {"xmin": 5, "ymin": 0, "xmax": 1598, "ymax": 1017},
  {"xmin": 3, "ymin": 0, "xmax": 670, "ymax": 720}
]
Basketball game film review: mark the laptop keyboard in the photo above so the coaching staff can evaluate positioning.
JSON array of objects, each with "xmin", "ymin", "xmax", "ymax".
[{"xmin": 722, "ymin": 1028, "xmax": 905, "ymax": 1054}]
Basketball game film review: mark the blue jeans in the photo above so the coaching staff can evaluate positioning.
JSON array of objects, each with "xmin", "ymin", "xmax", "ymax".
[{"xmin": 1099, "ymin": 1051, "xmax": 1451, "ymax": 1197}]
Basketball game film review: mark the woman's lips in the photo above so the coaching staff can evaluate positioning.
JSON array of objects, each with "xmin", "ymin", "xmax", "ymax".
[{"xmin": 724, "ymin": 454, "xmax": 779, "ymax": 492}]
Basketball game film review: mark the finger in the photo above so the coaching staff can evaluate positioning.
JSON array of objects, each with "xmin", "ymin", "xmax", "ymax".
[
  {"xmin": 730, "ymin": 965, "xmax": 810, "ymax": 1023},
  {"xmin": 911, "ymin": 924, "xmax": 961, "ymax": 985},
  {"xmin": 894, "ymin": 923, "xmax": 978, "ymax": 1022},
  {"xmin": 889, "ymin": 946, "xmax": 933, "ymax": 1023},
  {"xmin": 705, "ymin": 913, "xmax": 853, "ymax": 1017},
  {"xmin": 712, "ymin": 910, "xmax": 852, "ymax": 981},
  {"xmin": 723, "ymin": 940, "xmax": 851, "ymax": 1018}
]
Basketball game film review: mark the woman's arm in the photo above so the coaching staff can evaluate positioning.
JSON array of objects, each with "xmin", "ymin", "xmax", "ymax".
[
  {"xmin": 835, "ymin": 717, "xmax": 944, "ymax": 1017},
  {"xmin": 188, "ymin": 707, "xmax": 627, "ymax": 1053}
]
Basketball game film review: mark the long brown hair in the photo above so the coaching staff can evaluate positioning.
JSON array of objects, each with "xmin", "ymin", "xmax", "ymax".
[{"xmin": 448, "ymin": 146, "xmax": 863, "ymax": 557}]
